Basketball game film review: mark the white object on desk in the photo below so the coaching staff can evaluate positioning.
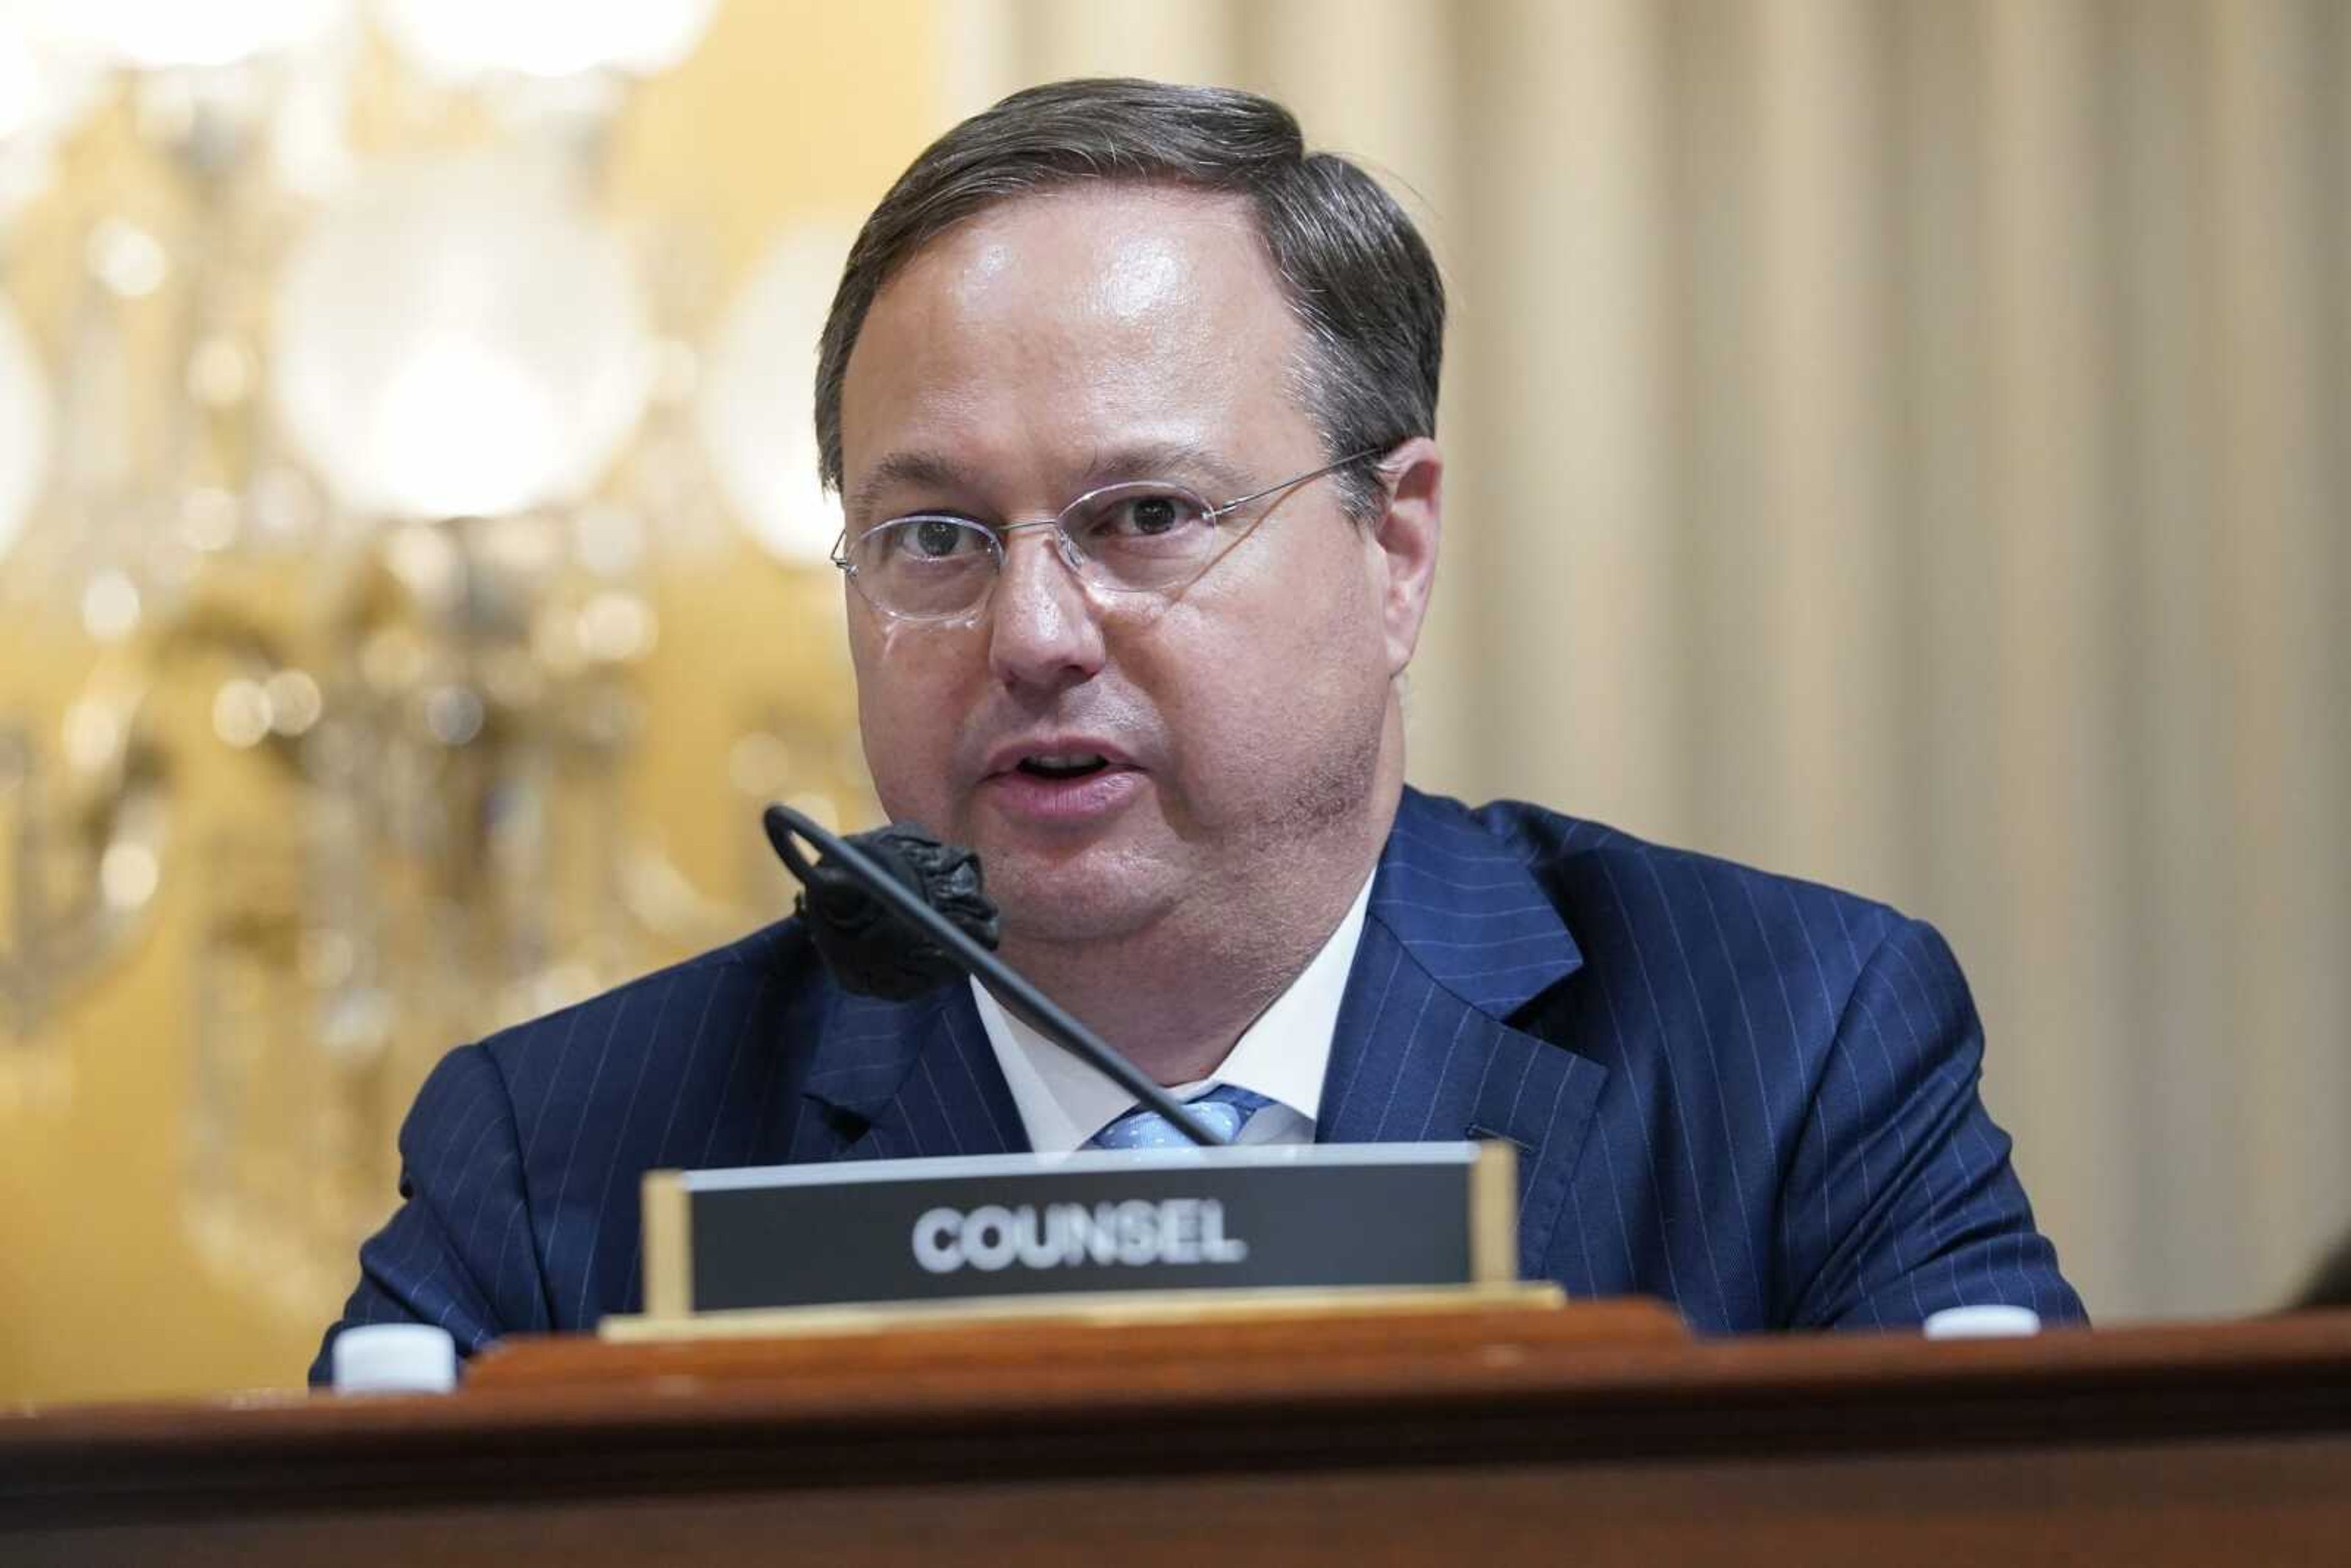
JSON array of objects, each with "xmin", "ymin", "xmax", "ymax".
[
  {"xmin": 1923, "ymin": 1305, "xmax": 2043, "ymax": 1340},
  {"xmin": 331, "ymin": 1323, "xmax": 459, "ymax": 1393}
]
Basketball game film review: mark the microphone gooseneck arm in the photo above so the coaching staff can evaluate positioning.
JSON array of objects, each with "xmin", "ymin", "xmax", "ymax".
[{"xmin": 763, "ymin": 805, "xmax": 1228, "ymax": 1148}]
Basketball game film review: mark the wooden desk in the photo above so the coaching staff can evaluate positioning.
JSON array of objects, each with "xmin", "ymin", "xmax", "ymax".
[{"xmin": 6, "ymin": 1304, "xmax": 2350, "ymax": 1565}]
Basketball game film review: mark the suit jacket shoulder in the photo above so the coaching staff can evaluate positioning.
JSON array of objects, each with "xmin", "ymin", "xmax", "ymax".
[
  {"xmin": 1411, "ymin": 789, "xmax": 2083, "ymax": 1331},
  {"xmin": 309, "ymin": 921, "xmax": 831, "ymax": 1379}
]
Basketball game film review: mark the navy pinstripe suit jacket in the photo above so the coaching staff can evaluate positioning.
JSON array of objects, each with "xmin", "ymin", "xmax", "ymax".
[{"xmin": 312, "ymin": 787, "xmax": 2082, "ymax": 1380}]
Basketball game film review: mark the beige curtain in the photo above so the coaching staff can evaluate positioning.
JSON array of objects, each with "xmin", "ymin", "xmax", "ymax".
[{"xmin": 948, "ymin": 0, "xmax": 2351, "ymax": 1321}]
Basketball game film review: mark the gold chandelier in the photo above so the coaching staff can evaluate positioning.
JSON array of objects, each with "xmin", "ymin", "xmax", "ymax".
[{"xmin": 0, "ymin": 1, "xmax": 874, "ymax": 1318}]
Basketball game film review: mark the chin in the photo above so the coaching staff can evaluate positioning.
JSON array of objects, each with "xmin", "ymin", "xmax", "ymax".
[{"xmin": 980, "ymin": 841, "xmax": 1174, "ymax": 948}]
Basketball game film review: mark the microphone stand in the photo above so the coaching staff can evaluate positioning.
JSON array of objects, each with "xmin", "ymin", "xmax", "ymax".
[{"xmin": 763, "ymin": 805, "xmax": 1229, "ymax": 1148}]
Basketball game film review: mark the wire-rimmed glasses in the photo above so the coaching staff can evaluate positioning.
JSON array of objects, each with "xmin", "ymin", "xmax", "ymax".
[{"xmin": 831, "ymin": 448, "xmax": 1382, "ymax": 623}]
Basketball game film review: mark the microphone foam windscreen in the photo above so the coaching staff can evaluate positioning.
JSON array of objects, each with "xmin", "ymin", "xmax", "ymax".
[{"xmin": 793, "ymin": 823, "xmax": 1000, "ymax": 1000}]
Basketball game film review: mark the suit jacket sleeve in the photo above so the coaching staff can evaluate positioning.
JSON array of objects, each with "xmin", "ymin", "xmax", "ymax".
[
  {"xmin": 307, "ymin": 1043, "xmax": 550, "ymax": 1384},
  {"xmin": 1780, "ymin": 917, "xmax": 2087, "ymax": 1330}
]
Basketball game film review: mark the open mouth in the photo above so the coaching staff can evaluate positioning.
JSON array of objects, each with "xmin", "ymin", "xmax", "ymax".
[{"xmin": 1016, "ymin": 753, "xmax": 1111, "ymax": 781}]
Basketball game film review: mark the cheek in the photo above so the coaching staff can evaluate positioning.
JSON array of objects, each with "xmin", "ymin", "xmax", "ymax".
[
  {"xmin": 850, "ymin": 619, "xmax": 979, "ymax": 815},
  {"xmin": 1139, "ymin": 546, "xmax": 1389, "ymax": 798},
  {"xmin": 1248, "ymin": 535, "xmax": 1388, "ymax": 692},
  {"xmin": 1278, "ymin": 596, "xmax": 1392, "ymax": 748}
]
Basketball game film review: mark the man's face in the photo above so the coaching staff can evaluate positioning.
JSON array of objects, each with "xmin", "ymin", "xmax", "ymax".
[{"xmin": 837, "ymin": 184, "xmax": 1431, "ymax": 950}]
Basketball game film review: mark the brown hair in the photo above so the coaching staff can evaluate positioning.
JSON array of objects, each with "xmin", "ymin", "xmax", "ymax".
[{"xmin": 814, "ymin": 77, "xmax": 1444, "ymax": 518}]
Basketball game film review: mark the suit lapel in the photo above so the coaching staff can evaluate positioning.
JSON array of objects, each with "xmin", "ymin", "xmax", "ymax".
[
  {"xmin": 790, "ymin": 792, "xmax": 1602, "ymax": 1270},
  {"xmin": 1319, "ymin": 790, "xmax": 1608, "ymax": 1278},
  {"xmin": 800, "ymin": 983, "xmax": 1031, "ymax": 1160}
]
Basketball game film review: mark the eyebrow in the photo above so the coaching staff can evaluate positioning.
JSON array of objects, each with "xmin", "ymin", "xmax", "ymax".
[
  {"xmin": 846, "ymin": 438, "xmax": 1258, "ymax": 529},
  {"xmin": 846, "ymin": 451, "xmax": 983, "ymax": 528},
  {"xmin": 1073, "ymin": 440, "xmax": 1251, "ymax": 498}
]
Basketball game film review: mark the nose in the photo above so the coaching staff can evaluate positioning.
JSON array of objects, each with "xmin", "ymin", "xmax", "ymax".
[{"xmin": 986, "ymin": 525, "xmax": 1106, "ymax": 692}]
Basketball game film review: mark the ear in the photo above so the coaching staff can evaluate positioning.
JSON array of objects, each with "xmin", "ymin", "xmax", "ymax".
[{"xmin": 1368, "ymin": 437, "xmax": 1443, "ymax": 677}]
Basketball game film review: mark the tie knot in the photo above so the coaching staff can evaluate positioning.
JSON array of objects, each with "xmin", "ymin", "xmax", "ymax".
[{"xmin": 1087, "ymin": 1084, "xmax": 1275, "ymax": 1150}]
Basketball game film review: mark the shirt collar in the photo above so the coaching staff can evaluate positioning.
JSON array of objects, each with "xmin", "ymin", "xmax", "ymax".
[{"xmin": 971, "ymin": 868, "xmax": 1376, "ymax": 1153}]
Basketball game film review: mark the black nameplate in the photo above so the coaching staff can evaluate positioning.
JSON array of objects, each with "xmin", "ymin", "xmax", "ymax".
[{"xmin": 640, "ymin": 1144, "xmax": 1513, "ymax": 1316}]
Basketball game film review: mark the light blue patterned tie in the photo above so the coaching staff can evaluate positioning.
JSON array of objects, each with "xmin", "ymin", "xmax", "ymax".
[{"xmin": 1087, "ymin": 1083, "xmax": 1275, "ymax": 1150}]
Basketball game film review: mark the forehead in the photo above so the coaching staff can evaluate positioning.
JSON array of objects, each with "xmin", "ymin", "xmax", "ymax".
[{"xmin": 838, "ymin": 184, "xmax": 1311, "ymax": 501}]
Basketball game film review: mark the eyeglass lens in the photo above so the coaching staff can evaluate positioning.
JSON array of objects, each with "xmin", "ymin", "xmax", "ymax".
[{"xmin": 847, "ymin": 482, "xmax": 1223, "ymax": 618}]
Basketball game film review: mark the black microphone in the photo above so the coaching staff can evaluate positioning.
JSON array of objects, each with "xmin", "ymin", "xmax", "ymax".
[
  {"xmin": 762, "ymin": 805, "xmax": 1227, "ymax": 1147},
  {"xmin": 772, "ymin": 819, "xmax": 1000, "ymax": 1000}
]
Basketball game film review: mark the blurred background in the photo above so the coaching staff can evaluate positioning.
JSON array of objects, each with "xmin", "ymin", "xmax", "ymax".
[{"xmin": 0, "ymin": 0, "xmax": 2342, "ymax": 1401}]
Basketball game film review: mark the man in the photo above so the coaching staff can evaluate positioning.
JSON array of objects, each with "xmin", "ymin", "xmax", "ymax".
[{"xmin": 313, "ymin": 80, "xmax": 2079, "ymax": 1378}]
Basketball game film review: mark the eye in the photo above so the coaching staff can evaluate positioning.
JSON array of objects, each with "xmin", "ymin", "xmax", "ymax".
[
  {"xmin": 1076, "ymin": 488, "xmax": 1211, "ymax": 544},
  {"xmin": 868, "ymin": 516, "xmax": 986, "ymax": 563},
  {"xmin": 912, "ymin": 518, "xmax": 971, "ymax": 558},
  {"xmin": 1126, "ymin": 495, "xmax": 1182, "ymax": 536}
]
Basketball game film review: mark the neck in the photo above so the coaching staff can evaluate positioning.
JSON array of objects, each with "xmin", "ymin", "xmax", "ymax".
[{"xmin": 996, "ymin": 776, "xmax": 1399, "ymax": 1087}]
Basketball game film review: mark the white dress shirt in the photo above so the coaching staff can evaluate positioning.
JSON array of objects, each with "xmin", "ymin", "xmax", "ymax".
[{"xmin": 970, "ymin": 870, "xmax": 1376, "ymax": 1152}]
